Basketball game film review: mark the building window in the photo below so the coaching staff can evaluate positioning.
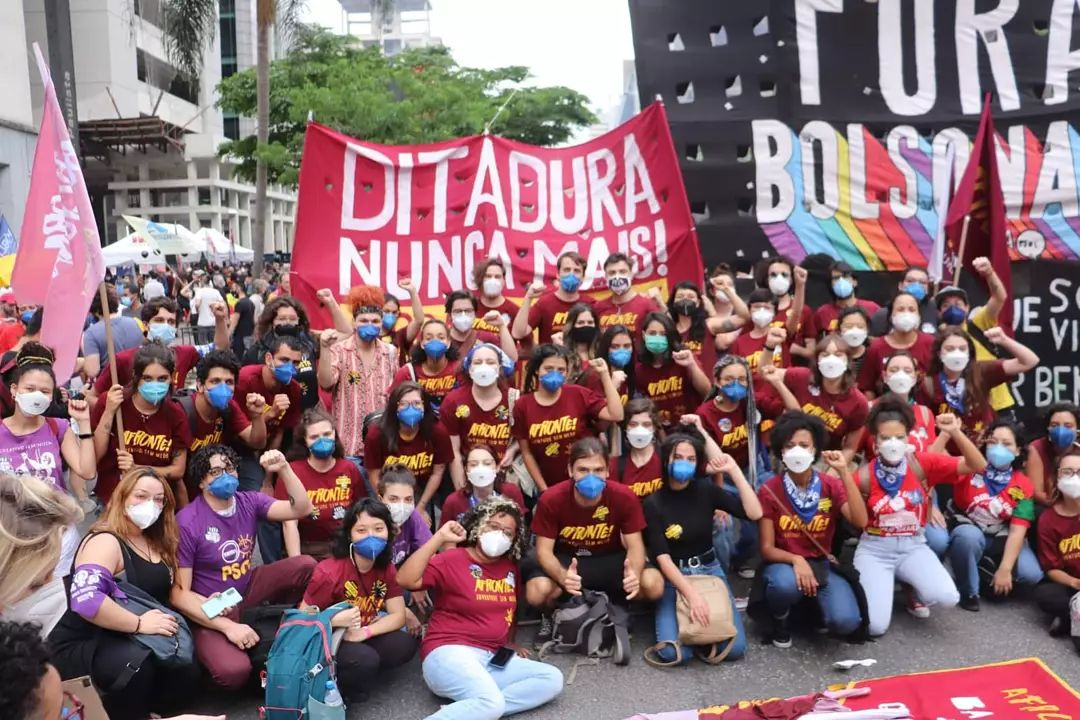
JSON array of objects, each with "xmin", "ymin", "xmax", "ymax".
[
  {"xmin": 135, "ymin": 0, "xmax": 163, "ymax": 27},
  {"xmin": 224, "ymin": 115, "xmax": 240, "ymax": 140},
  {"xmin": 219, "ymin": 0, "xmax": 235, "ymax": 16},
  {"xmin": 136, "ymin": 49, "xmax": 198, "ymax": 105},
  {"xmin": 198, "ymin": 188, "xmax": 212, "ymax": 205},
  {"xmin": 220, "ymin": 17, "xmax": 237, "ymax": 59},
  {"xmin": 383, "ymin": 38, "xmax": 402, "ymax": 55}
]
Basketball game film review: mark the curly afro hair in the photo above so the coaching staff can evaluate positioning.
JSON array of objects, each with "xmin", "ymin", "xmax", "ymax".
[
  {"xmin": 186, "ymin": 444, "xmax": 241, "ymax": 490},
  {"xmin": 460, "ymin": 496, "xmax": 528, "ymax": 562},
  {"xmin": 0, "ymin": 621, "xmax": 52, "ymax": 720},
  {"xmin": 347, "ymin": 285, "xmax": 386, "ymax": 317}
]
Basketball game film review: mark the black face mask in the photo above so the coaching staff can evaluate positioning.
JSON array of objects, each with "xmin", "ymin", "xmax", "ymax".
[
  {"xmin": 569, "ymin": 325, "xmax": 598, "ymax": 344},
  {"xmin": 674, "ymin": 300, "xmax": 698, "ymax": 317},
  {"xmin": 274, "ymin": 323, "xmax": 300, "ymax": 336}
]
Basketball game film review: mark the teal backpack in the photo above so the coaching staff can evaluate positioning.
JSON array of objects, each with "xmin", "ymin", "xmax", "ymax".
[{"xmin": 261, "ymin": 602, "xmax": 351, "ymax": 720}]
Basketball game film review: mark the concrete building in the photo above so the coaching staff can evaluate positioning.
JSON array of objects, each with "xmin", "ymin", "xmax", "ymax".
[
  {"xmin": 0, "ymin": 0, "xmax": 38, "ymax": 240},
  {"xmin": 340, "ymin": 0, "xmax": 441, "ymax": 55}
]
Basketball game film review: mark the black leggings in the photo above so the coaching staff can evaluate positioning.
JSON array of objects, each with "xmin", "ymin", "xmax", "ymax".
[
  {"xmin": 91, "ymin": 634, "xmax": 198, "ymax": 720},
  {"xmin": 1033, "ymin": 581, "xmax": 1080, "ymax": 653},
  {"xmin": 336, "ymin": 631, "xmax": 418, "ymax": 700}
]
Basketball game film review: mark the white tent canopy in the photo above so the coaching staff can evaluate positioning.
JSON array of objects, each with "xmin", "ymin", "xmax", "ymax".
[
  {"xmin": 102, "ymin": 232, "xmax": 166, "ymax": 267},
  {"xmin": 185, "ymin": 228, "xmax": 254, "ymax": 262},
  {"xmin": 123, "ymin": 215, "xmax": 201, "ymax": 256}
]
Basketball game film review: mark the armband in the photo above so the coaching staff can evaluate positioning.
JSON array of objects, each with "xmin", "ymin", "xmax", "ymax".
[{"xmin": 69, "ymin": 563, "xmax": 126, "ymax": 620}]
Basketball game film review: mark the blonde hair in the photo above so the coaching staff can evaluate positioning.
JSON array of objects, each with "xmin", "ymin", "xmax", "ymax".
[{"xmin": 0, "ymin": 474, "xmax": 83, "ymax": 609}]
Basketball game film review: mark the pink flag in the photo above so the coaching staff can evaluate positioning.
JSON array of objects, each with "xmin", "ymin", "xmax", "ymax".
[{"xmin": 12, "ymin": 44, "xmax": 105, "ymax": 383}]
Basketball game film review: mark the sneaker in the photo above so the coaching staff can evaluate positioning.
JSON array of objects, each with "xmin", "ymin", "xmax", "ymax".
[
  {"xmin": 1049, "ymin": 616, "xmax": 1068, "ymax": 637},
  {"xmin": 960, "ymin": 594, "xmax": 981, "ymax": 612},
  {"xmin": 905, "ymin": 597, "xmax": 931, "ymax": 619},
  {"xmin": 734, "ymin": 596, "xmax": 749, "ymax": 611},
  {"xmin": 737, "ymin": 565, "xmax": 756, "ymax": 579},
  {"xmin": 771, "ymin": 614, "xmax": 792, "ymax": 649},
  {"xmin": 533, "ymin": 613, "xmax": 553, "ymax": 649}
]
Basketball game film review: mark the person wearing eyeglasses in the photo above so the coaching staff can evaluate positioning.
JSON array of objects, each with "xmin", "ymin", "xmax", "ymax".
[
  {"xmin": 1035, "ymin": 452, "xmax": 1080, "ymax": 651},
  {"xmin": 170, "ymin": 444, "xmax": 316, "ymax": 690}
]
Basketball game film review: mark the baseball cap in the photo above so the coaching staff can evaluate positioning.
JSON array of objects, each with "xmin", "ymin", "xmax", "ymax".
[{"xmin": 934, "ymin": 286, "xmax": 968, "ymax": 306}]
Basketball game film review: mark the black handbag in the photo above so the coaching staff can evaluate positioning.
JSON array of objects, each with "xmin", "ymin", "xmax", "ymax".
[{"xmin": 239, "ymin": 603, "xmax": 292, "ymax": 669}]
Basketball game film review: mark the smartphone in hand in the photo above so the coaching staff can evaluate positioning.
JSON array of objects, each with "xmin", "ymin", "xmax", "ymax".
[{"xmin": 201, "ymin": 587, "xmax": 243, "ymax": 619}]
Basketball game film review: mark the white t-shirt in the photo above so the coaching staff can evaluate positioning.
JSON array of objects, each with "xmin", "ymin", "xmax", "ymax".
[{"xmin": 193, "ymin": 286, "xmax": 224, "ymax": 326}]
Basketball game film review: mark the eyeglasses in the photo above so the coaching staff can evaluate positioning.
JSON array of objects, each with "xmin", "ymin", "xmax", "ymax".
[
  {"xmin": 208, "ymin": 463, "xmax": 237, "ymax": 478},
  {"xmin": 60, "ymin": 691, "xmax": 85, "ymax": 719},
  {"xmin": 483, "ymin": 521, "xmax": 515, "ymax": 540},
  {"xmin": 1058, "ymin": 468, "xmax": 1079, "ymax": 479},
  {"xmin": 397, "ymin": 401, "xmax": 424, "ymax": 411}
]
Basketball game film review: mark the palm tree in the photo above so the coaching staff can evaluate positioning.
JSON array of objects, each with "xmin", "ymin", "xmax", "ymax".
[{"xmin": 162, "ymin": 0, "xmax": 307, "ymax": 275}]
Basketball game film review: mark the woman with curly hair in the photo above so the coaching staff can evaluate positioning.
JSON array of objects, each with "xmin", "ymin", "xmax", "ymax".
[
  {"xmin": 399, "ymin": 496, "xmax": 563, "ymax": 720},
  {"xmin": 302, "ymin": 498, "xmax": 418, "ymax": 704}
]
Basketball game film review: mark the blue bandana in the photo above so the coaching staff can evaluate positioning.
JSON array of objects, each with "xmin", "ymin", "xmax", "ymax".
[
  {"xmin": 978, "ymin": 466, "xmax": 1014, "ymax": 497},
  {"xmin": 938, "ymin": 373, "xmax": 965, "ymax": 414},
  {"xmin": 873, "ymin": 457, "xmax": 909, "ymax": 497},
  {"xmin": 782, "ymin": 472, "xmax": 822, "ymax": 525}
]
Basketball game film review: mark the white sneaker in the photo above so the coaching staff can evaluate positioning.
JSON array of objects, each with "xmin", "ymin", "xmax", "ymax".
[{"xmin": 905, "ymin": 598, "xmax": 930, "ymax": 619}]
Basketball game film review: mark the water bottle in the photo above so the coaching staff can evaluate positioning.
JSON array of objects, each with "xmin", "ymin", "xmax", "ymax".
[{"xmin": 324, "ymin": 680, "xmax": 343, "ymax": 707}]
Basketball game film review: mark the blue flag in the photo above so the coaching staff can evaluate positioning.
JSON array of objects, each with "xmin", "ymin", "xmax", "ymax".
[{"xmin": 0, "ymin": 216, "xmax": 17, "ymax": 256}]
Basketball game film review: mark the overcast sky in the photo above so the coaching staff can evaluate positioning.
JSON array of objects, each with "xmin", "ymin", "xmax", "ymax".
[{"xmin": 301, "ymin": 0, "xmax": 636, "ymax": 120}]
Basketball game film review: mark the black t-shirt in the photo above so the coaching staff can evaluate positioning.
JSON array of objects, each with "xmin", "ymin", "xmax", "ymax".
[{"xmin": 643, "ymin": 480, "xmax": 745, "ymax": 561}]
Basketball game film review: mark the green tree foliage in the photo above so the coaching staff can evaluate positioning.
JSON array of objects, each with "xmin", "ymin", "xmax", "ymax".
[{"xmin": 216, "ymin": 28, "xmax": 598, "ymax": 187}]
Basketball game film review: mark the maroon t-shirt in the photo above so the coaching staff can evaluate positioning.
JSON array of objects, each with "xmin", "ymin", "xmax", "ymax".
[
  {"xmin": 439, "ymin": 484, "xmax": 526, "ymax": 527},
  {"xmin": 187, "ymin": 397, "xmax": 252, "ymax": 454},
  {"xmin": 419, "ymin": 547, "xmax": 518, "ymax": 659},
  {"xmin": 236, "ymin": 364, "xmax": 302, "ymax": 439},
  {"xmin": 759, "ymin": 473, "xmax": 848, "ymax": 558},
  {"xmin": 531, "ymin": 480, "xmax": 646, "ymax": 555},
  {"xmin": 1036, "ymin": 505, "xmax": 1080, "ymax": 578},
  {"xmin": 774, "ymin": 303, "xmax": 815, "ymax": 344},
  {"xmin": 528, "ymin": 292, "xmax": 592, "ymax": 344},
  {"xmin": 279, "ymin": 458, "xmax": 364, "ymax": 544},
  {"xmin": 511, "ymin": 385, "xmax": 607, "ymax": 487},
  {"xmin": 696, "ymin": 398, "xmax": 751, "ymax": 469},
  {"xmin": 439, "ymin": 386, "xmax": 512, "ymax": 460},
  {"xmin": 93, "ymin": 344, "xmax": 201, "ymax": 394},
  {"xmin": 364, "ymin": 422, "xmax": 452, "ymax": 490},
  {"xmin": 812, "ymin": 299, "xmax": 880, "ymax": 338},
  {"xmin": 610, "ymin": 451, "xmax": 662, "ymax": 500},
  {"xmin": 857, "ymin": 334, "xmax": 935, "ymax": 393},
  {"xmin": 916, "ymin": 360, "xmax": 1010, "ymax": 441},
  {"xmin": 303, "ymin": 557, "xmax": 401, "ymax": 626},
  {"xmin": 474, "ymin": 298, "xmax": 519, "ymax": 334},
  {"xmin": 633, "ymin": 360, "xmax": 702, "ymax": 428},
  {"xmin": 594, "ymin": 294, "xmax": 662, "ymax": 336},
  {"xmin": 680, "ymin": 327, "xmax": 717, "ymax": 377},
  {"xmin": 730, "ymin": 331, "xmax": 789, "ymax": 374},
  {"xmin": 391, "ymin": 361, "xmax": 461, "ymax": 407},
  {"xmin": 381, "ymin": 326, "xmax": 411, "ymax": 366},
  {"xmin": 763, "ymin": 367, "xmax": 868, "ymax": 448},
  {"xmin": 91, "ymin": 396, "xmax": 191, "ymax": 503}
]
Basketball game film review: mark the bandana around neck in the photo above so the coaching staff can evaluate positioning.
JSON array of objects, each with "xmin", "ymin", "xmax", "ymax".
[
  {"xmin": 938, "ymin": 373, "xmax": 965, "ymax": 414},
  {"xmin": 783, "ymin": 472, "xmax": 822, "ymax": 525},
  {"xmin": 874, "ymin": 457, "xmax": 909, "ymax": 496}
]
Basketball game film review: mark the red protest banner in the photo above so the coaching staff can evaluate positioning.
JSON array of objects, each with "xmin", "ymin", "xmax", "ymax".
[{"xmin": 290, "ymin": 102, "xmax": 702, "ymax": 328}]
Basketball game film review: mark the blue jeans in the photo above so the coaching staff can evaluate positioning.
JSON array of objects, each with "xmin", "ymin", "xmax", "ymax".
[
  {"xmin": 924, "ymin": 523, "xmax": 949, "ymax": 558},
  {"xmin": 654, "ymin": 561, "xmax": 746, "ymax": 664},
  {"xmin": 714, "ymin": 481, "xmax": 758, "ymax": 569},
  {"xmin": 346, "ymin": 455, "xmax": 375, "ymax": 498},
  {"xmin": 422, "ymin": 644, "xmax": 563, "ymax": 720},
  {"xmin": 947, "ymin": 524, "xmax": 1044, "ymax": 598},
  {"xmin": 761, "ymin": 562, "xmax": 861, "ymax": 636}
]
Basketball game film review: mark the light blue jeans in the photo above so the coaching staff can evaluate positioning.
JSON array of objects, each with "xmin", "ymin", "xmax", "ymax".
[
  {"xmin": 924, "ymin": 523, "xmax": 949, "ymax": 558},
  {"xmin": 422, "ymin": 644, "xmax": 564, "ymax": 720},
  {"xmin": 947, "ymin": 524, "xmax": 1044, "ymax": 598},
  {"xmin": 654, "ymin": 560, "xmax": 746, "ymax": 664},
  {"xmin": 761, "ymin": 562, "xmax": 861, "ymax": 635}
]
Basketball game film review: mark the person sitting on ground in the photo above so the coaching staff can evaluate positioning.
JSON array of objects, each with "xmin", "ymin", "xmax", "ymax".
[
  {"xmin": 378, "ymin": 466, "xmax": 433, "ymax": 636},
  {"xmin": 1025, "ymin": 402, "xmax": 1080, "ymax": 507},
  {"xmin": 1035, "ymin": 452, "xmax": 1080, "ymax": 652},
  {"xmin": 302, "ymin": 498, "xmax": 418, "ymax": 704},
  {"xmin": 398, "ymin": 497, "xmax": 564, "ymax": 720}
]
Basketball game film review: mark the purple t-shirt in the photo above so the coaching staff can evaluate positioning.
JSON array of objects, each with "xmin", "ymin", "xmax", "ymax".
[
  {"xmin": 0, "ymin": 418, "xmax": 70, "ymax": 491},
  {"xmin": 391, "ymin": 510, "xmax": 432, "ymax": 566},
  {"xmin": 177, "ymin": 491, "xmax": 274, "ymax": 596}
]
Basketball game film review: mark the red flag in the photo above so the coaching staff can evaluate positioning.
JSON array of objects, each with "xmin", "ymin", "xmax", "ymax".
[
  {"xmin": 943, "ymin": 94, "xmax": 1012, "ymax": 330},
  {"xmin": 12, "ymin": 44, "xmax": 105, "ymax": 383}
]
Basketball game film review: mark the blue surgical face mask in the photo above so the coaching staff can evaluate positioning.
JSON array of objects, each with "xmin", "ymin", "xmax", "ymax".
[
  {"xmin": 206, "ymin": 383, "xmax": 234, "ymax": 411},
  {"xmin": 559, "ymin": 273, "xmax": 582, "ymax": 293},
  {"xmin": 608, "ymin": 348, "xmax": 633, "ymax": 369},
  {"xmin": 147, "ymin": 322, "xmax": 177, "ymax": 344},
  {"xmin": 138, "ymin": 380, "xmax": 170, "ymax": 405},
  {"xmin": 397, "ymin": 405, "xmax": 424, "ymax": 428},
  {"xmin": 208, "ymin": 472, "xmax": 239, "ymax": 500},
  {"xmin": 356, "ymin": 324, "xmax": 380, "ymax": 342},
  {"xmin": 382, "ymin": 312, "xmax": 397, "ymax": 331},
  {"xmin": 903, "ymin": 282, "xmax": 927, "ymax": 302},
  {"xmin": 574, "ymin": 473, "xmax": 606, "ymax": 500},
  {"xmin": 1050, "ymin": 425, "xmax": 1077, "ymax": 450},
  {"xmin": 119, "ymin": 297, "xmax": 133, "ymax": 308},
  {"xmin": 941, "ymin": 305, "xmax": 967, "ymax": 326},
  {"xmin": 353, "ymin": 535, "xmax": 387, "ymax": 560},
  {"xmin": 668, "ymin": 459, "xmax": 696, "ymax": 483},
  {"xmin": 831, "ymin": 277, "xmax": 854, "ymax": 299},
  {"xmin": 310, "ymin": 436, "xmax": 336, "ymax": 459},
  {"xmin": 539, "ymin": 369, "xmax": 566, "ymax": 393},
  {"xmin": 272, "ymin": 360, "xmax": 297, "ymax": 384},
  {"xmin": 423, "ymin": 339, "xmax": 448, "ymax": 361},
  {"xmin": 720, "ymin": 381, "xmax": 747, "ymax": 403},
  {"xmin": 986, "ymin": 443, "xmax": 1016, "ymax": 470}
]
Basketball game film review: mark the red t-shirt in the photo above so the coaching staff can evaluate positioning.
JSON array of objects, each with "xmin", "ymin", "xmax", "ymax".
[
  {"xmin": 92, "ymin": 344, "xmax": 201, "ymax": 394},
  {"xmin": 730, "ymin": 331, "xmax": 788, "ymax": 374},
  {"xmin": 774, "ymin": 303, "xmax": 815, "ymax": 344},
  {"xmin": 857, "ymin": 402, "xmax": 937, "ymax": 457},
  {"xmin": 812, "ymin": 299, "xmax": 880, "ymax": 338},
  {"xmin": 0, "ymin": 322, "xmax": 24, "ymax": 356},
  {"xmin": 610, "ymin": 451, "xmax": 662, "ymax": 500},
  {"xmin": 236, "ymin": 364, "xmax": 302, "ymax": 439},
  {"xmin": 759, "ymin": 473, "xmax": 848, "ymax": 558},
  {"xmin": 594, "ymin": 293, "xmax": 662, "ymax": 336},
  {"xmin": 474, "ymin": 298, "xmax": 519, "ymax": 334},
  {"xmin": 419, "ymin": 547, "xmax": 518, "ymax": 659},
  {"xmin": 187, "ymin": 398, "xmax": 252, "ymax": 454},
  {"xmin": 511, "ymin": 385, "xmax": 607, "ymax": 487},
  {"xmin": 439, "ymin": 484, "xmax": 526, "ymax": 527},
  {"xmin": 91, "ymin": 396, "xmax": 191, "ymax": 503},
  {"xmin": 765, "ymin": 367, "xmax": 868, "ymax": 448},
  {"xmin": 952, "ymin": 470, "xmax": 1035, "ymax": 532},
  {"xmin": 391, "ymin": 361, "xmax": 461, "ymax": 407},
  {"xmin": 527, "ymin": 292, "xmax": 591, "ymax": 344},
  {"xmin": 364, "ymin": 422, "xmax": 452, "ymax": 490},
  {"xmin": 680, "ymin": 327, "xmax": 717, "ymax": 377},
  {"xmin": 864, "ymin": 452, "xmax": 959, "ymax": 536},
  {"xmin": 303, "ymin": 557, "xmax": 401, "ymax": 626},
  {"xmin": 696, "ymin": 398, "xmax": 751, "ymax": 469},
  {"xmin": 917, "ymin": 360, "xmax": 1010, "ymax": 441},
  {"xmin": 857, "ymin": 334, "xmax": 935, "ymax": 393},
  {"xmin": 531, "ymin": 479, "xmax": 646, "ymax": 555},
  {"xmin": 1036, "ymin": 506, "xmax": 1080, "ymax": 577},
  {"xmin": 633, "ymin": 360, "xmax": 703, "ymax": 428},
  {"xmin": 439, "ymin": 386, "xmax": 512, "ymax": 459},
  {"xmin": 279, "ymin": 458, "xmax": 364, "ymax": 544}
]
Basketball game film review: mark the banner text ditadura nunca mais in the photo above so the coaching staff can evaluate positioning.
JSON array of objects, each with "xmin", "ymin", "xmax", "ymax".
[{"xmin": 290, "ymin": 103, "xmax": 703, "ymax": 327}]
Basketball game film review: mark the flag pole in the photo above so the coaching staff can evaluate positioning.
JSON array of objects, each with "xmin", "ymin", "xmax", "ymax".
[
  {"xmin": 97, "ymin": 281, "xmax": 126, "ymax": 452},
  {"xmin": 952, "ymin": 215, "xmax": 971, "ymax": 286}
]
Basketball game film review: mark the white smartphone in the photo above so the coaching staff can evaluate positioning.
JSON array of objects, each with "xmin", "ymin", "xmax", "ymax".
[{"xmin": 201, "ymin": 587, "xmax": 243, "ymax": 619}]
